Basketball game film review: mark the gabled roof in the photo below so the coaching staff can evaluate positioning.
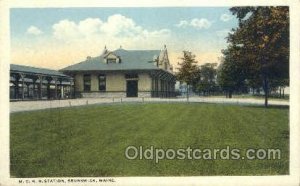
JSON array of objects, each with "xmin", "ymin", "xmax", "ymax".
[
  {"xmin": 10, "ymin": 64, "xmax": 69, "ymax": 78},
  {"xmin": 60, "ymin": 49, "xmax": 161, "ymax": 72}
]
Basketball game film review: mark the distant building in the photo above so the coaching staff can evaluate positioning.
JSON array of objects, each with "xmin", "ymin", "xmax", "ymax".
[{"xmin": 61, "ymin": 46, "xmax": 176, "ymax": 98}]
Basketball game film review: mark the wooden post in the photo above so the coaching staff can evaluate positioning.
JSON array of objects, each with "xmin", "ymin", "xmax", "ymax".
[
  {"xmin": 54, "ymin": 78, "xmax": 58, "ymax": 99},
  {"xmin": 72, "ymin": 77, "xmax": 75, "ymax": 99},
  {"xmin": 38, "ymin": 76, "xmax": 43, "ymax": 99},
  {"xmin": 21, "ymin": 73, "xmax": 25, "ymax": 100},
  {"xmin": 26, "ymin": 82, "xmax": 30, "ymax": 99},
  {"xmin": 31, "ymin": 76, "xmax": 38, "ymax": 99},
  {"xmin": 46, "ymin": 77, "xmax": 52, "ymax": 99},
  {"xmin": 14, "ymin": 82, "xmax": 18, "ymax": 99},
  {"xmin": 14, "ymin": 74, "xmax": 20, "ymax": 99},
  {"xmin": 32, "ymin": 82, "xmax": 35, "ymax": 99},
  {"xmin": 59, "ymin": 79, "xmax": 63, "ymax": 99}
]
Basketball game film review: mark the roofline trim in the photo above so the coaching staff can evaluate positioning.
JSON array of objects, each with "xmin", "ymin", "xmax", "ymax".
[{"xmin": 10, "ymin": 70, "xmax": 73, "ymax": 79}]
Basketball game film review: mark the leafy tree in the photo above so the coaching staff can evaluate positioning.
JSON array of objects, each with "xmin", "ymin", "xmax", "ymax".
[
  {"xmin": 176, "ymin": 51, "xmax": 198, "ymax": 84},
  {"xmin": 193, "ymin": 63, "xmax": 218, "ymax": 96},
  {"xmin": 217, "ymin": 46, "xmax": 247, "ymax": 98},
  {"xmin": 225, "ymin": 6, "xmax": 289, "ymax": 106},
  {"xmin": 176, "ymin": 51, "xmax": 198, "ymax": 100},
  {"xmin": 269, "ymin": 78, "xmax": 289, "ymax": 98}
]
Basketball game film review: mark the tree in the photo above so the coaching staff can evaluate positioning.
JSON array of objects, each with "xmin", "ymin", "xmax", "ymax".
[
  {"xmin": 268, "ymin": 78, "xmax": 288, "ymax": 98},
  {"xmin": 217, "ymin": 47, "xmax": 247, "ymax": 98},
  {"xmin": 176, "ymin": 51, "xmax": 198, "ymax": 100},
  {"xmin": 226, "ymin": 6, "xmax": 289, "ymax": 107},
  {"xmin": 193, "ymin": 63, "xmax": 218, "ymax": 96}
]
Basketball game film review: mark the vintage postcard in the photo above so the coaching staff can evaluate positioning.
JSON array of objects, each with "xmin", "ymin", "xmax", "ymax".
[{"xmin": 0, "ymin": 0, "xmax": 299, "ymax": 185}]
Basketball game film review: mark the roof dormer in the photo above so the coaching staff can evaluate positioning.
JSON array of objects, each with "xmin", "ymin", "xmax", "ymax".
[{"xmin": 103, "ymin": 52, "xmax": 121, "ymax": 64}]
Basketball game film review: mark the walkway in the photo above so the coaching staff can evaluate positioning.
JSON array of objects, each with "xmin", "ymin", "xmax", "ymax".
[{"xmin": 10, "ymin": 97, "xmax": 289, "ymax": 113}]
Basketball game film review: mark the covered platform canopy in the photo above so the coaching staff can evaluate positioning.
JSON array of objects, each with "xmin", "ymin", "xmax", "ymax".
[{"xmin": 10, "ymin": 64, "xmax": 74, "ymax": 101}]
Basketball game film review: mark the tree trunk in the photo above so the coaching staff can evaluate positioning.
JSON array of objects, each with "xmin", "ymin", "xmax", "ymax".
[
  {"xmin": 228, "ymin": 91, "xmax": 232, "ymax": 98},
  {"xmin": 186, "ymin": 84, "xmax": 189, "ymax": 102},
  {"xmin": 279, "ymin": 87, "xmax": 282, "ymax": 98},
  {"xmin": 263, "ymin": 78, "xmax": 269, "ymax": 107}
]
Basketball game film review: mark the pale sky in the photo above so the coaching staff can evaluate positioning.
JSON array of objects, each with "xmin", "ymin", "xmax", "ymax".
[{"xmin": 10, "ymin": 7, "xmax": 238, "ymax": 70}]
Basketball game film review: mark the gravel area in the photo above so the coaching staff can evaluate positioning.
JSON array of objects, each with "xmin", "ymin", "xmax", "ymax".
[{"xmin": 10, "ymin": 97, "xmax": 289, "ymax": 113}]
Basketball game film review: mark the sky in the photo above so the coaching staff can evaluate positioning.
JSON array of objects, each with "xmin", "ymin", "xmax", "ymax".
[{"xmin": 10, "ymin": 7, "xmax": 238, "ymax": 70}]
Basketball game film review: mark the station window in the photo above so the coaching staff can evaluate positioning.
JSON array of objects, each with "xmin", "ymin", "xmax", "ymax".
[
  {"xmin": 107, "ymin": 58, "xmax": 116, "ymax": 64},
  {"xmin": 99, "ymin": 74, "xmax": 106, "ymax": 91},
  {"xmin": 83, "ymin": 74, "xmax": 91, "ymax": 91}
]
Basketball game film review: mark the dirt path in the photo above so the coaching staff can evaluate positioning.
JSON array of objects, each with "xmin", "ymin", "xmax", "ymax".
[{"xmin": 10, "ymin": 97, "xmax": 289, "ymax": 113}]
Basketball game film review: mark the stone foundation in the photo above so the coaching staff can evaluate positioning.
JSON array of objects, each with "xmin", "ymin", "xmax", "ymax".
[
  {"xmin": 138, "ymin": 92, "xmax": 151, "ymax": 97},
  {"xmin": 80, "ymin": 92, "xmax": 152, "ymax": 98},
  {"xmin": 81, "ymin": 92, "xmax": 126, "ymax": 98}
]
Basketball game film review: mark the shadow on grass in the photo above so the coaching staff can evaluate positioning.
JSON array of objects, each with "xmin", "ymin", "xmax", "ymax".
[{"xmin": 243, "ymin": 104, "xmax": 289, "ymax": 110}]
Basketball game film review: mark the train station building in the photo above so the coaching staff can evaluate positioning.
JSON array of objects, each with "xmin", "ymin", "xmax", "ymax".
[
  {"xmin": 10, "ymin": 46, "xmax": 176, "ymax": 100},
  {"xmin": 61, "ymin": 46, "xmax": 176, "ymax": 98}
]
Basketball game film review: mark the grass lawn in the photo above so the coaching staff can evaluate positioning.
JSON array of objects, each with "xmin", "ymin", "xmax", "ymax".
[{"xmin": 10, "ymin": 103, "xmax": 289, "ymax": 177}]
